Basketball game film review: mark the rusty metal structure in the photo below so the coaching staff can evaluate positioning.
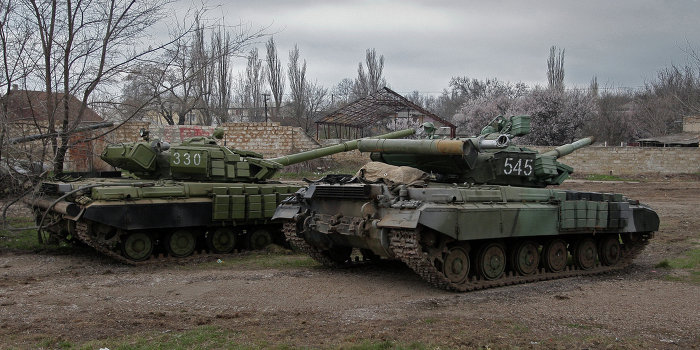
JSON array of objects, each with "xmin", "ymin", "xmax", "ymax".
[{"xmin": 316, "ymin": 87, "xmax": 456, "ymax": 139}]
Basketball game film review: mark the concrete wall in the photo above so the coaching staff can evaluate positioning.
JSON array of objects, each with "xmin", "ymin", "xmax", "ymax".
[
  {"xmin": 220, "ymin": 122, "xmax": 320, "ymax": 157},
  {"xmin": 528, "ymin": 145, "xmax": 700, "ymax": 175},
  {"xmin": 683, "ymin": 116, "xmax": 700, "ymax": 133}
]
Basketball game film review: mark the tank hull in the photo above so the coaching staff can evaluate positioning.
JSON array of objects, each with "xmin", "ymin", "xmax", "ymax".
[
  {"xmin": 31, "ymin": 178, "xmax": 301, "ymax": 263},
  {"xmin": 274, "ymin": 181, "xmax": 659, "ymax": 291}
]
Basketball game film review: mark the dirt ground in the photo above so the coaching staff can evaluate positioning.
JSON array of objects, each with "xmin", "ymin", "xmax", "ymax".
[{"xmin": 1, "ymin": 180, "xmax": 699, "ymax": 349}]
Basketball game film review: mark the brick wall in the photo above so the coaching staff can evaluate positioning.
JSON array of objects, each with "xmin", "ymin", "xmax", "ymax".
[
  {"xmin": 683, "ymin": 116, "xmax": 700, "ymax": 133},
  {"xmin": 527, "ymin": 145, "xmax": 700, "ymax": 175},
  {"xmin": 220, "ymin": 122, "xmax": 320, "ymax": 157}
]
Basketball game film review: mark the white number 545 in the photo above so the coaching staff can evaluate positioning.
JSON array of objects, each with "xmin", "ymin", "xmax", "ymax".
[{"xmin": 503, "ymin": 157, "xmax": 533, "ymax": 176}]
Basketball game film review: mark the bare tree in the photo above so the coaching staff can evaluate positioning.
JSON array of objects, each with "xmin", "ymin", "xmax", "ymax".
[
  {"xmin": 589, "ymin": 76, "xmax": 599, "ymax": 97},
  {"xmin": 265, "ymin": 36, "xmax": 284, "ymax": 118},
  {"xmin": 332, "ymin": 77, "xmax": 354, "ymax": 107},
  {"xmin": 287, "ymin": 44, "xmax": 307, "ymax": 123},
  {"xmin": 547, "ymin": 46, "xmax": 565, "ymax": 92},
  {"xmin": 302, "ymin": 81, "xmax": 328, "ymax": 133},
  {"xmin": 234, "ymin": 48, "xmax": 265, "ymax": 121},
  {"xmin": 118, "ymin": 18, "xmax": 264, "ymax": 126},
  {"xmin": 352, "ymin": 48, "xmax": 385, "ymax": 98},
  {"xmin": 632, "ymin": 64, "xmax": 700, "ymax": 137},
  {"xmin": 0, "ymin": 0, "xmax": 35, "ymax": 168},
  {"xmin": 519, "ymin": 88, "xmax": 596, "ymax": 145},
  {"xmin": 11, "ymin": 0, "xmax": 175, "ymax": 172},
  {"xmin": 583, "ymin": 90, "xmax": 635, "ymax": 145},
  {"xmin": 246, "ymin": 48, "xmax": 265, "ymax": 121}
]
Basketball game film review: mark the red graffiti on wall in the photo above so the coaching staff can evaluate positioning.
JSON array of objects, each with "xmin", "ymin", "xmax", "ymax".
[{"xmin": 179, "ymin": 127, "xmax": 210, "ymax": 139}]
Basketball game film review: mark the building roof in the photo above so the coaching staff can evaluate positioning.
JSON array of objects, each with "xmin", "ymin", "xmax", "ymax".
[
  {"xmin": 636, "ymin": 133, "xmax": 699, "ymax": 147},
  {"xmin": 316, "ymin": 87, "xmax": 456, "ymax": 135},
  {"xmin": 2, "ymin": 89, "xmax": 104, "ymax": 124}
]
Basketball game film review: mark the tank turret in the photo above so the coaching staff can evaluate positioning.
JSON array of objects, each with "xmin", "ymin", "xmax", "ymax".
[
  {"xmin": 101, "ymin": 128, "xmax": 415, "ymax": 182},
  {"xmin": 357, "ymin": 115, "xmax": 594, "ymax": 187}
]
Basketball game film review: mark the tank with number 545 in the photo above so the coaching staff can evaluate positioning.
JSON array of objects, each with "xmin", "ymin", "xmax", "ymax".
[
  {"xmin": 27, "ymin": 127, "xmax": 414, "ymax": 264},
  {"xmin": 274, "ymin": 115, "xmax": 659, "ymax": 291}
]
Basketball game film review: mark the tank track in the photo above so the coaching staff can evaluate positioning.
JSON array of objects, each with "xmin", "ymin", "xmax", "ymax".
[
  {"xmin": 75, "ymin": 221, "xmax": 137, "ymax": 265},
  {"xmin": 389, "ymin": 229, "xmax": 649, "ymax": 292},
  {"xmin": 282, "ymin": 222, "xmax": 344, "ymax": 267},
  {"xmin": 74, "ymin": 220, "xmax": 239, "ymax": 266}
]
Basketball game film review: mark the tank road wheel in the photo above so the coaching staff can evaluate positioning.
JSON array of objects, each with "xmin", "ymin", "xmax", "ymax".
[
  {"xmin": 542, "ymin": 239, "xmax": 568, "ymax": 272},
  {"xmin": 573, "ymin": 238, "xmax": 597, "ymax": 270},
  {"xmin": 247, "ymin": 229, "xmax": 273, "ymax": 250},
  {"xmin": 476, "ymin": 242, "xmax": 506, "ymax": 280},
  {"xmin": 442, "ymin": 246, "xmax": 470, "ymax": 284},
  {"xmin": 512, "ymin": 241, "xmax": 540, "ymax": 276},
  {"xmin": 207, "ymin": 228, "xmax": 236, "ymax": 254},
  {"xmin": 167, "ymin": 230, "xmax": 197, "ymax": 258},
  {"xmin": 598, "ymin": 235, "xmax": 621, "ymax": 266},
  {"xmin": 121, "ymin": 232, "xmax": 154, "ymax": 262}
]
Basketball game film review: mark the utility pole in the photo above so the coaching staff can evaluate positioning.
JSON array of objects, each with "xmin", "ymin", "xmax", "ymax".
[{"xmin": 262, "ymin": 93, "xmax": 270, "ymax": 123}]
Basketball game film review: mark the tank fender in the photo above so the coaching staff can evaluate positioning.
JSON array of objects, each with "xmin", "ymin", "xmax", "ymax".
[
  {"xmin": 375, "ymin": 208, "xmax": 421, "ymax": 229},
  {"xmin": 272, "ymin": 204, "xmax": 302, "ymax": 220},
  {"xmin": 415, "ymin": 208, "xmax": 459, "ymax": 239}
]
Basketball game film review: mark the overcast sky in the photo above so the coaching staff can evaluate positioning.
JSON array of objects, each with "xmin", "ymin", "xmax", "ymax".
[{"xmin": 181, "ymin": 0, "xmax": 700, "ymax": 95}]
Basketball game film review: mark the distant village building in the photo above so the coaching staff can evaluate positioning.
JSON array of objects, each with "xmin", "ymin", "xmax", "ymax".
[
  {"xmin": 636, "ymin": 115, "xmax": 700, "ymax": 147},
  {"xmin": 2, "ymin": 87, "xmax": 109, "ymax": 171},
  {"xmin": 315, "ymin": 87, "xmax": 456, "ymax": 139}
]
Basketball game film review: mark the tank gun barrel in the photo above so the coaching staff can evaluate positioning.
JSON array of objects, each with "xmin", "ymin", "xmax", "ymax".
[
  {"xmin": 541, "ymin": 136, "xmax": 595, "ymax": 159},
  {"xmin": 357, "ymin": 134, "xmax": 510, "ymax": 155},
  {"xmin": 268, "ymin": 128, "xmax": 416, "ymax": 166},
  {"xmin": 8, "ymin": 122, "xmax": 114, "ymax": 144},
  {"xmin": 358, "ymin": 139, "xmax": 466, "ymax": 155}
]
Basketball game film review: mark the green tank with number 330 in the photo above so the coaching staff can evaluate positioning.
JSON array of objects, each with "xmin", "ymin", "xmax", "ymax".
[
  {"xmin": 28, "ymin": 128, "xmax": 414, "ymax": 264},
  {"xmin": 274, "ymin": 115, "xmax": 659, "ymax": 291}
]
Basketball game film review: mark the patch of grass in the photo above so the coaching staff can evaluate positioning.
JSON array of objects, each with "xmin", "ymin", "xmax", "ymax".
[
  {"xmin": 37, "ymin": 337, "xmax": 74, "ymax": 349},
  {"xmin": 655, "ymin": 260, "xmax": 671, "ymax": 268},
  {"xmin": 566, "ymin": 323, "xmax": 599, "ymax": 330},
  {"xmin": 38, "ymin": 327, "xmax": 433, "ymax": 350},
  {"xmin": 584, "ymin": 174, "xmax": 630, "ymax": 181},
  {"xmin": 71, "ymin": 326, "xmax": 250, "ymax": 350},
  {"xmin": 194, "ymin": 251, "xmax": 318, "ymax": 270},
  {"xmin": 341, "ymin": 340, "xmax": 429, "ymax": 350},
  {"xmin": 0, "ymin": 216, "xmax": 42, "ymax": 250},
  {"xmin": 668, "ymin": 248, "xmax": 700, "ymax": 269},
  {"xmin": 657, "ymin": 247, "xmax": 700, "ymax": 284},
  {"xmin": 510, "ymin": 323, "xmax": 531, "ymax": 333}
]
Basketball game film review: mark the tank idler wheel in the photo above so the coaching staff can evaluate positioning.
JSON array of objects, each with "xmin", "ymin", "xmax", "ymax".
[
  {"xmin": 476, "ymin": 242, "xmax": 506, "ymax": 280},
  {"xmin": 542, "ymin": 239, "xmax": 568, "ymax": 272},
  {"xmin": 442, "ymin": 246, "xmax": 470, "ymax": 284},
  {"xmin": 121, "ymin": 232, "xmax": 154, "ymax": 262},
  {"xmin": 247, "ymin": 228, "xmax": 273, "ymax": 250},
  {"xmin": 167, "ymin": 230, "xmax": 196, "ymax": 258},
  {"xmin": 598, "ymin": 235, "xmax": 621, "ymax": 266},
  {"xmin": 326, "ymin": 246, "xmax": 353, "ymax": 264},
  {"xmin": 207, "ymin": 228, "xmax": 236, "ymax": 254},
  {"xmin": 512, "ymin": 241, "xmax": 540, "ymax": 276},
  {"xmin": 573, "ymin": 238, "xmax": 597, "ymax": 270}
]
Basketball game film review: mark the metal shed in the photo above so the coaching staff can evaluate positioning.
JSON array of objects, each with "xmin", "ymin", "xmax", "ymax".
[{"xmin": 316, "ymin": 87, "xmax": 456, "ymax": 139}]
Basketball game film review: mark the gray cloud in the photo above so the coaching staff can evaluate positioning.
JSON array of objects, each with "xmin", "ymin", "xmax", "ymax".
[{"xmin": 196, "ymin": 0, "xmax": 700, "ymax": 93}]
